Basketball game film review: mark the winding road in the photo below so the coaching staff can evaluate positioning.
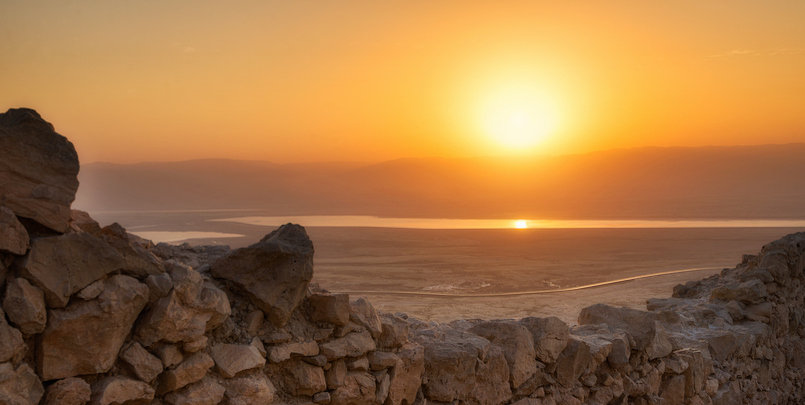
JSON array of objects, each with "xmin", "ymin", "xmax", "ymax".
[{"xmin": 332, "ymin": 266, "xmax": 723, "ymax": 298}]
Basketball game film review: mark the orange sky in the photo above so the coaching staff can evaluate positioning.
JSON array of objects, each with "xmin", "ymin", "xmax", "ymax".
[{"xmin": 2, "ymin": 1, "xmax": 804, "ymax": 164}]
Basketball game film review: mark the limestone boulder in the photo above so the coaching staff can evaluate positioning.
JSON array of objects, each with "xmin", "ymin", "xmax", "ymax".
[
  {"xmin": 210, "ymin": 224, "xmax": 314, "ymax": 327},
  {"xmin": 38, "ymin": 275, "xmax": 149, "ymax": 380},
  {"xmin": 135, "ymin": 265, "xmax": 230, "ymax": 347},
  {"xmin": 0, "ymin": 207, "xmax": 28, "ymax": 255},
  {"xmin": 319, "ymin": 331, "xmax": 376, "ymax": 361},
  {"xmin": 308, "ymin": 292, "xmax": 350, "ymax": 325},
  {"xmin": 0, "ymin": 108, "xmax": 80, "ymax": 233},
  {"xmin": 287, "ymin": 361, "xmax": 327, "ymax": 396},
  {"xmin": 267, "ymin": 341, "xmax": 319, "ymax": 363},
  {"xmin": 156, "ymin": 352, "xmax": 214, "ymax": 395},
  {"xmin": 578, "ymin": 304, "xmax": 673, "ymax": 358},
  {"xmin": 0, "ymin": 362, "xmax": 44, "ymax": 405},
  {"xmin": 349, "ymin": 298, "xmax": 382, "ymax": 339},
  {"xmin": 554, "ymin": 336, "xmax": 592, "ymax": 387},
  {"xmin": 330, "ymin": 372, "xmax": 376, "ymax": 405},
  {"xmin": 15, "ymin": 232, "xmax": 126, "ymax": 308},
  {"xmin": 386, "ymin": 343, "xmax": 425, "ymax": 405},
  {"xmin": 3, "ymin": 277, "xmax": 47, "ymax": 335},
  {"xmin": 710, "ymin": 279, "xmax": 768, "ymax": 305},
  {"xmin": 378, "ymin": 313, "xmax": 409, "ymax": 349},
  {"xmin": 67, "ymin": 210, "xmax": 102, "ymax": 235},
  {"xmin": 223, "ymin": 373, "xmax": 277, "ymax": 405},
  {"xmin": 90, "ymin": 377, "xmax": 154, "ymax": 405},
  {"xmin": 163, "ymin": 376, "xmax": 225, "ymax": 405},
  {"xmin": 43, "ymin": 377, "xmax": 91, "ymax": 405},
  {"xmin": 469, "ymin": 320, "xmax": 537, "ymax": 389},
  {"xmin": 211, "ymin": 343, "xmax": 265, "ymax": 378},
  {"xmin": 119, "ymin": 342, "xmax": 164, "ymax": 383},
  {"xmin": 0, "ymin": 309, "xmax": 25, "ymax": 365},
  {"xmin": 413, "ymin": 328, "xmax": 511, "ymax": 404},
  {"xmin": 518, "ymin": 316, "xmax": 569, "ymax": 364},
  {"xmin": 368, "ymin": 351, "xmax": 399, "ymax": 370},
  {"xmin": 97, "ymin": 223, "xmax": 165, "ymax": 277}
]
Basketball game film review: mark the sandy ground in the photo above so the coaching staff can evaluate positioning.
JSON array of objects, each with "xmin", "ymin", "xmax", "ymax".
[{"xmin": 92, "ymin": 211, "xmax": 801, "ymax": 325}]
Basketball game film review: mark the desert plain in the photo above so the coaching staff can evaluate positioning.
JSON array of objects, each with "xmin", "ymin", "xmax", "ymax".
[{"xmin": 89, "ymin": 210, "xmax": 802, "ymax": 325}]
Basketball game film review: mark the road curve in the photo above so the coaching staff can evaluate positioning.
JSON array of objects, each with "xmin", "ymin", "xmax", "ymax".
[{"xmin": 331, "ymin": 266, "xmax": 723, "ymax": 298}]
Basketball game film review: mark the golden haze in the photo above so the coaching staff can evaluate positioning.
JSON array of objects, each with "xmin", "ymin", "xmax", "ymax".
[{"xmin": 1, "ymin": 1, "xmax": 804, "ymax": 164}]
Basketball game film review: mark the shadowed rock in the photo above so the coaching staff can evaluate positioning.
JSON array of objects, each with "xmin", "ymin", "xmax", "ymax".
[
  {"xmin": 0, "ymin": 108, "xmax": 79, "ymax": 233},
  {"xmin": 0, "ymin": 206, "xmax": 29, "ymax": 255},
  {"xmin": 211, "ymin": 223, "xmax": 314, "ymax": 327}
]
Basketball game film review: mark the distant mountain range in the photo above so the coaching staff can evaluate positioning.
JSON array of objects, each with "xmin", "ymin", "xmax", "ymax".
[{"xmin": 74, "ymin": 143, "xmax": 805, "ymax": 220}]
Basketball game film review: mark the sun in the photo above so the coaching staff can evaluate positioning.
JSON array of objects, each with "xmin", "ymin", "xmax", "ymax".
[
  {"xmin": 515, "ymin": 219, "xmax": 528, "ymax": 229},
  {"xmin": 480, "ymin": 85, "xmax": 560, "ymax": 150}
]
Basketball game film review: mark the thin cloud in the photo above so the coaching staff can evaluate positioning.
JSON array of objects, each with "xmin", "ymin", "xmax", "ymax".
[{"xmin": 708, "ymin": 47, "xmax": 804, "ymax": 58}]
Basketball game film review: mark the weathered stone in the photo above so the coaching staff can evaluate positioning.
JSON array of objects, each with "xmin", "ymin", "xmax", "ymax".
[
  {"xmin": 0, "ymin": 308, "xmax": 25, "ymax": 365},
  {"xmin": 309, "ymin": 293, "xmax": 350, "ymax": 326},
  {"xmin": 0, "ymin": 108, "xmax": 80, "ymax": 233},
  {"xmin": 223, "ymin": 373, "xmax": 276, "ymax": 405},
  {"xmin": 378, "ymin": 313, "xmax": 409, "ymax": 349},
  {"xmin": 326, "ymin": 360, "xmax": 347, "ymax": 389},
  {"xmin": 163, "ymin": 376, "xmax": 225, "ymax": 405},
  {"xmin": 157, "ymin": 352, "xmax": 214, "ymax": 395},
  {"xmin": 555, "ymin": 337, "xmax": 592, "ymax": 387},
  {"xmin": 90, "ymin": 376, "xmax": 154, "ymax": 405},
  {"xmin": 578, "ymin": 304, "xmax": 672, "ymax": 356},
  {"xmin": 76, "ymin": 279, "xmax": 104, "ymax": 300},
  {"xmin": 146, "ymin": 273, "xmax": 173, "ymax": 303},
  {"xmin": 267, "ymin": 341, "xmax": 319, "ymax": 363},
  {"xmin": 313, "ymin": 391, "xmax": 331, "ymax": 404},
  {"xmin": 39, "ymin": 275, "xmax": 149, "ymax": 380},
  {"xmin": 368, "ymin": 351, "xmax": 399, "ymax": 370},
  {"xmin": 304, "ymin": 354, "xmax": 327, "ymax": 367},
  {"xmin": 0, "ymin": 207, "xmax": 28, "ymax": 255},
  {"xmin": 135, "ymin": 266, "xmax": 230, "ymax": 347},
  {"xmin": 470, "ymin": 320, "xmax": 537, "ymax": 389},
  {"xmin": 68, "ymin": 210, "xmax": 102, "ymax": 235},
  {"xmin": 330, "ymin": 372, "xmax": 375, "ymax": 405},
  {"xmin": 3, "ymin": 277, "xmax": 46, "ymax": 335},
  {"xmin": 183, "ymin": 336, "xmax": 208, "ymax": 354},
  {"xmin": 347, "ymin": 357, "xmax": 369, "ymax": 372},
  {"xmin": 249, "ymin": 337, "xmax": 266, "ymax": 357},
  {"xmin": 375, "ymin": 371, "xmax": 390, "ymax": 404},
  {"xmin": 386, "ymin": 343, "xmax": 424, "ymax": 405},
  {"xmin": 16, "ymin": 232, "xmax": 126, "ymax": 307},
  {"xmin": 154, "ymin": 343, "xmax": 184, "ymax": 368},
  {"xmin": 210, "ymin": 224, "xmax": 314, "ymax": 327},
  {"xmin": 414, "ymin": 329, "xmax": 511, "ymax": 404},
  {"xmin": 43, "ymin": 377, "xmax": 91, "ymax": 405},
  {"xmin": 519, "ymin": 316, "xmax": 569, "ymax": 364},
  {"xmin": 319, "ymin": 331, "xmax": 376, "ymax": 361},
  {"xmin": 120, "ymin": 342, "xmax": 164, "ymax": 383},
  {"xmin": 0, "ymin": 362, "xmax": 44, "ymax": 405},
  {"xmin": 710, "ymin": 279, "xmax": 768, "ymax": 305},
  {"xmin": 659, "ymin": 375, "xmax": 685, "ymax": 405},
  {"xmin": 287, "ymin": 361, "xmax": 327, "ymax": 396},
  {"xmin": 349, "ymin": 298, "xmax": 382, "ymax": 339},
  {"xmin": 211, "ymin": 343, "xmax": 265, "ymax": 378},
  {"xmin": 244, "ymin": 310, "xmax": 264, "ymax": 335},
  {"xmin": 745, "ymin": 302, "xmax": 773, "ymax": 323},
  {"xmin": 97, "ymin": 223, "xmax": 166, "ymax": 277}
]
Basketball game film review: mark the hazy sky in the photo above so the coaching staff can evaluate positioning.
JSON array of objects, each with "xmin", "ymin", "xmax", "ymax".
[{"xmin": 2, "ymin": 1, "xmax": 804, "ymax": 164}]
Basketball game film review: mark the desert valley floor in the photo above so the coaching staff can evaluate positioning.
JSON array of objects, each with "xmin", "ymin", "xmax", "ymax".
[{"xmin": 90, "ymin": 210, "xmax": 802, "ymax": 325}]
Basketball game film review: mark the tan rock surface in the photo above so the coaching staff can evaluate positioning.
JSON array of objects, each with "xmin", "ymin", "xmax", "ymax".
[{"xmin": 3, "ymin": 277, "xmax": 47, "ymax": 335}]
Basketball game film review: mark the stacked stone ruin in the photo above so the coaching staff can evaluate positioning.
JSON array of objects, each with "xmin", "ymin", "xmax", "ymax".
[{"xmin": 1, "ymin": 107, "xmax": 804, "ymax": 404}]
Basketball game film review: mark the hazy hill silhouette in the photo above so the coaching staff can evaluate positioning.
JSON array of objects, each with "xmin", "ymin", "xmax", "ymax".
[{"xmin": 74, "ymin": 144, "xmax": 805, "ymax": 220}]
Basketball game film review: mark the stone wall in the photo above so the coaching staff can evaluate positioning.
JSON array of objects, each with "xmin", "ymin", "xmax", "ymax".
[{"xmin": 2, "ymin": 108, "xmax": 805, "ymax": 404}]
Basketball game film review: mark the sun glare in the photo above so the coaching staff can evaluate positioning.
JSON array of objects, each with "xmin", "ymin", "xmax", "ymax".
[
  {"xmin": 481, "ymin": 86, "xmax": 559, "ymax": 151},
  {"xmin": 515, "ymin": 219, "xmax": 528, "ymax": 229}
]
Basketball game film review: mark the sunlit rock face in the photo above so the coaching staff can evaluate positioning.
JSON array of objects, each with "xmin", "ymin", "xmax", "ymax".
[
  {"xmin": 2, "ymin": 109, "xmax": 805, "ymax": 405},
  {"xmin": 0, "ymin": 108, "xmax": 79, "ymax": 234}
]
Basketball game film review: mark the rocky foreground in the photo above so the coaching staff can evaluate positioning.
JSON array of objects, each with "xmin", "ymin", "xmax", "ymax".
[{"xmin": 1, "ymin": 107, "xmax": 805, "ymax": 405}]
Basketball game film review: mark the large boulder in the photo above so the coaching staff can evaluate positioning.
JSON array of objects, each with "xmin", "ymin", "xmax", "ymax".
[
  {"xmin": 469, "ymin": 320, "xmax": 537, "ymax": 389},
  {"xmin": 135, "ymin": 264, "xmax": 230, "ymax": 347},
  {"xmin": 0, "ymin": 362, "xmax": 44, "ymax": 405},
  {"xmin": 0, "ymin": 308, "xmax": 26, "ymax": 364},
  {"xmin": 578, "ymin": 304, "xmax": 673, "ymax": 358},
  {"xmin": 3, "ymin": 277, "xmax": 47, "ymax": 335},
  {"xmin": 386, "ymin": 343, "xmax": 425, "ymax": 405},
  {"xmin": 223, "ymin": 373, "xmax": 277, "ymax": 405},
  {"xmin": 210, "ymin": 224, "xmax": 314, "ymax": 327},
  {"xmin": 0, "ymin": 108, "xmax": 80, "ymax": 233},
  {"xmin": 15, "ymin": 232, "xmax": 126, "ymax": 308},
  {"xmin": 38, "ymin": 275, "xmax": 149, "ymax": 380},
  {"xmin": 0, "ymin": 206, "xmax": 29, "ymax": 255},
  {"xmin": 518, "ymin": 316, "xmax": 569, "ymax": 364},
  {"xmin": 43, "ymin": 377, "xmax": 91, "ymax": 405},
  {"xmin": 97, "ymin": 223, "xmax": 166, "ymax": 277},
  {"xmin": 163, "ymin": 376, "xmax": 225, "ymax": 405},
  {"xmin": 211, "ymin": 343, "xmax": 265, "ymax": 378},
  {"xmin": 90, "ymin": 376, "xmax": 154, "ymax": 405}
]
